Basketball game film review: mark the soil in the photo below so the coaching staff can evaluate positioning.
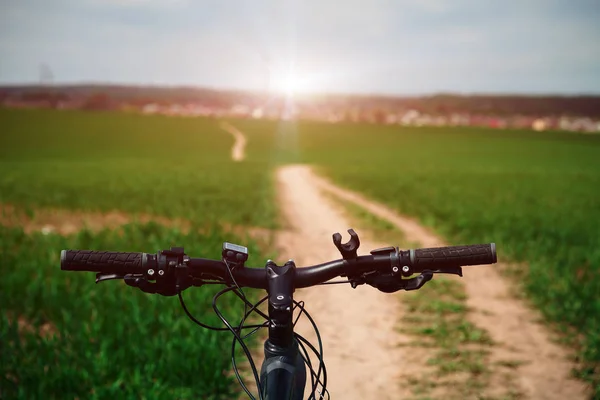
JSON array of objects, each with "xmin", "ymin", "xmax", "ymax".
[
  {"xmin": 220, "ymin": 121, "xmax": 247, "ymax": 162},
  {"xmin": 0, "ymin": 204, "xmax": 274, "ymax": 247},
  {"xmin": 275, "ymin": 165, "xmax": 431, "ymax": 399}
]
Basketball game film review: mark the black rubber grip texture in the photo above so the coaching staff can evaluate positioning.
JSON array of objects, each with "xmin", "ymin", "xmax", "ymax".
[
  {"xmin": 61, "ymin": 250, "xmax": 145, "ymax": 273},
  {"xmin": 411, "ymin": 243, "xmax": 496, "ymax": 269}
]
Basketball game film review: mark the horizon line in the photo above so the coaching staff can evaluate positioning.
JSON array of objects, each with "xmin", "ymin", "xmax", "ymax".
[{"xmin": 1, "ymin": 80, "xmax": 600, "ymax": 98}]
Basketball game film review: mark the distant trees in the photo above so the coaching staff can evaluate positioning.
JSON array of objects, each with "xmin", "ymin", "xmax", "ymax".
[
  {"xmin": 410, "ymin": 95, "xmax": 600, "ymax": 117},
  {"xmin": 21, "ymin": 91, "xmax": 69, "ymax": 108},
  {"xmin": 82, "ymin": 93, "xmax": 111, "ymax": 110},
  {"xmin": 2, "ymin": 85, "xmax": 600, "ymax": 118}
]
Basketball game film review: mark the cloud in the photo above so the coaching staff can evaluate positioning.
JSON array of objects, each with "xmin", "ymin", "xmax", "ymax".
[{"xmin": 1, "ymin": 0, "xmax": 599, "ymax": 93}]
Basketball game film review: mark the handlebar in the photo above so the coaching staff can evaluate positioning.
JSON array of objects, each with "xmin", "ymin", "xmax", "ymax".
[
  {"xmin": 61, "ymin": 240, "xmax": 496, "ymax": 291},
  {"xmin": 59, "ymin": 229, "xmax": 497, "ymax": 400}
]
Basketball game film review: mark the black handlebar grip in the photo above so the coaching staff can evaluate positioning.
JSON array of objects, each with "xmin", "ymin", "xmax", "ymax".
[
  {"xmin": 61, "ymin": 250, "xmax": 147, "ymax": 273},
  {"xmin": 410, "ymin": 243, "xmax": 496, "ymax": 269}
]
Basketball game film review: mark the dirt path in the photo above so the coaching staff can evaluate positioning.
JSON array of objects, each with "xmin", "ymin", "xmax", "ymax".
[
  {"xmin": 306, "ymin": 166, "xmax": 589, "ymax": 399},
  {"xmin": 275, "ymin": 165, "xmax": 435, "ymax": 399},
  {"xmin": 220, "ymin": 121, "xmax": 247, "ymax": 162},
  {"xmin": 0, "ymin": 204, "xmax": 273, "ymax": 246}
]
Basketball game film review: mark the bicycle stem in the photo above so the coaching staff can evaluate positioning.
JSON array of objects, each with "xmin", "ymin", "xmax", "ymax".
[{"xmin": 265, "ymin": 259, "xmax": 296, "ymax": 347}]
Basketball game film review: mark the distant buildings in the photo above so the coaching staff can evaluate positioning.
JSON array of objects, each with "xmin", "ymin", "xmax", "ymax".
[{"xmin": 2, "ymin": 89, "xmax": 599, "ymax": 133}]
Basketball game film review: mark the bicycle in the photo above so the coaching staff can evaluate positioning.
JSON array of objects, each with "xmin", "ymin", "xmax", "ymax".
[{"xmin": 60, "ymin": 228, "xmax": 497, "ymax": 399}]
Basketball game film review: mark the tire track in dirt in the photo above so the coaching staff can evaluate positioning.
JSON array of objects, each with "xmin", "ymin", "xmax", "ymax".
[
  {"xmin": 308, "ymin": 166, "xmax": 589, "ymax": 399},
  {"xmin": 220, "ymin": 121, "xmax": 247, "ymax": 162},
  {"xmin": 275, "ymin": 165, "xmax": 434, "ymax": 399}
]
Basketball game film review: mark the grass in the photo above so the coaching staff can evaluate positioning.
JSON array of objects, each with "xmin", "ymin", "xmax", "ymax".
[
  {"xmin": 322, "ymin": 191, "xmax": 401, "ymax": 246},
  {"xmin": 0, "ymin": 109, "xmax": 279, "ymax": 398},
  {"xmin": 3, "ymin": 108, "xmax": 600, "ymax": 395},
  {"xmin": 399, "ymin": 278, "xmax": 522, "ymax": 400},
  {"xmin": 0, "ymin": 223, "xmax": 269, "ymax": 399},
  {"xmin": 0, "ymin": 109, "xmax": 277, "ymax": 228}
]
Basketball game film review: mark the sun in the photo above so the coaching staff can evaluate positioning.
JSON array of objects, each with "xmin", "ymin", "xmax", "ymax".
[
  {"xmin": 280, "ymin": 76, "xmax": 299, "ymax": 97},
  {"xmin": 270, "ymin": 69, "xmax": 308, "ymax": 97}
]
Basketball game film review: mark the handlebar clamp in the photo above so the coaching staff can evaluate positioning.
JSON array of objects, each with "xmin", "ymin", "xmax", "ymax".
[{"xmin": 333, "ymin": 228, "xmax": 360, "ymax": 260}]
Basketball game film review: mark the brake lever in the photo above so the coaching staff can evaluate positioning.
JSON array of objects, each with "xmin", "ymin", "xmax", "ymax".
[
  {"xmin": 403, "ymin": 271, "xmax": 433, "ymax": 291},
  {"xmin": 361, "ymin": 263, "xmax": 468, "ymax": 293},
  {"xmin": 361, "ymin": 271, "xmax": 433, "ymax": 293},
  {"xmin": 397, "ymin": 267, "xmax": 461, "ymax": 290},
  {"xmin": 429, "ymin": 266, "xmax": 463, "ymax": 277},
  {"xmin": 95, "ymin": 273, "xmax": 125, "ymax": 283}
]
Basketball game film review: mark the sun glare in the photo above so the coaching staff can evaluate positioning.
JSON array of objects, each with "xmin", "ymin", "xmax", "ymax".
[
  {"xmin": 280, "ymin": 76, "xmax": 298, "ymax": 97},
  {"xmin": 270, "ymin": 69, "xmax": 309, "ymax": 97}
]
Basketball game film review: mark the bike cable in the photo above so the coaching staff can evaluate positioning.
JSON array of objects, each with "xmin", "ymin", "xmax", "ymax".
[{"xmin": 213, "ymin": 286, "xmax": 265, "ymax": 400}]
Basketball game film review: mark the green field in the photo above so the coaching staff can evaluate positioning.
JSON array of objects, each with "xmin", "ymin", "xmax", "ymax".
[
  {"xmin": 0, "ymin": 109, "xmax": 277, "ymax": 228},
  {"xmin": 0, "ymin": 109, "xmax": 276, "ymax": 398},
  {"xmin": 1, "ymin": 108, "xmax": 600, "ymax": 396},
  {"xmin": 0, "ymin": 224, "xmax": 266, "ymax": 399}
]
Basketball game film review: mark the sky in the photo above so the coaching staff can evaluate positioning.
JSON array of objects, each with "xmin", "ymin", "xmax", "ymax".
[{"xmin": 1, "ymin": 0, "xmax": 599, "ymax": 95}]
